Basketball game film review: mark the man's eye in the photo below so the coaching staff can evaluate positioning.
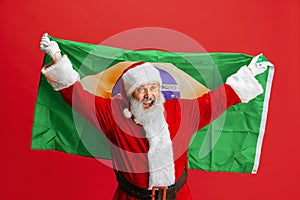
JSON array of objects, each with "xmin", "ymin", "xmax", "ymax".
[
  {"xmin": 139, "ymin": 88, "xmax": 146, "ymax": 93},
  {"xmin": 151, "ymin": 86, "xmax": 158, "ymax": 91}
]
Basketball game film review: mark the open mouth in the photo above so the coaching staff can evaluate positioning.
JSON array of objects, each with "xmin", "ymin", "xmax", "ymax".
[{"xmin": 142, "ymin": 99, "xmax": 155, "ymax": 109}]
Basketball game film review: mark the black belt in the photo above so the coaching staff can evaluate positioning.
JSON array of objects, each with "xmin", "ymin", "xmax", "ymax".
[{"xmin": 115, "ymin": 168, "xmax": 187, "ymax": 200}]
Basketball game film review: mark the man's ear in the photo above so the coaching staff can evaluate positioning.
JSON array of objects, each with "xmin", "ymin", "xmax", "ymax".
[{"xmin": 131, "ymin": 91, "xmax": 137, "ymax": 100}]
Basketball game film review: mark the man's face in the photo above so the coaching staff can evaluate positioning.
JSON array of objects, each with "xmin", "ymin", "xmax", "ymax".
[{"xmin": 132, "ymin": 82, "xmax": 160, "ymax": 110}]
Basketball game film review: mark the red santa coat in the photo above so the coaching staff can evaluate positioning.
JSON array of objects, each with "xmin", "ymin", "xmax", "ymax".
[
  {"xmin": 42, "ymin": 55, "xmax": 264, "ymax": 199},
  {"xmin": 59, "ymin": 81, "xmax": 241, "ymax": 200}
]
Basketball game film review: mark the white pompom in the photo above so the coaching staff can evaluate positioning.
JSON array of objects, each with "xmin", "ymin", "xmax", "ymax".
[{"xmin": 123, "ymin": 108, "xmax": 132, "ymax": 118}]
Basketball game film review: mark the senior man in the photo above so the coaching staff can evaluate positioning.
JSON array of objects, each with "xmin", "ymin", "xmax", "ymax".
[{"xmin": 40, "ymin": 33, "xmax": 266, "ymax": 200}]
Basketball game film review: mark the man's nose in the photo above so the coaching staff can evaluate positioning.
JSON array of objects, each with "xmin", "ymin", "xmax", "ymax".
[{"xmin": 144, "ymin": 88, "xmax": 152, "ymax": 98}]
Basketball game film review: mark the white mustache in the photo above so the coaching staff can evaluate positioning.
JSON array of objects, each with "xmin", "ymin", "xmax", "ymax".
[{"xmin": 141, "ymin": 97, "xmax": 155, "ymax": 103}]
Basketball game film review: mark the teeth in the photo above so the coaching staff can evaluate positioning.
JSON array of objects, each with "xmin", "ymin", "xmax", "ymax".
[{"xmin": 141, "ymin": 98, "xmax": 155, "ymax": 104}]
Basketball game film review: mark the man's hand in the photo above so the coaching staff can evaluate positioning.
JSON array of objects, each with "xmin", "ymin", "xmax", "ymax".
[
  {"xmin": 40, "ymin": 33, "xmax": 62, "ymax": 63},
  {"xmin": 247, "ymin": 54, "xmax": 268, "ymax": 76}
]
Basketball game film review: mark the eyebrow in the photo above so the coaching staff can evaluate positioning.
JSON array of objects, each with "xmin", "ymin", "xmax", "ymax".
[{"xmin": 139, "ymin": 83, "xmax": 159, "ymax": 87}]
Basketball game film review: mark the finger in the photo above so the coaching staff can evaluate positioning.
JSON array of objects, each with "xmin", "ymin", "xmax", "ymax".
[
  {"xmin": 41, "ymin": 36, "xmax": 50, "ymax": 41},
  {"xmin": 40, "ymin": 42, "xmax": 47, "ymax": 47},
  {"xmin": 40, "ymin": 41, "xmax": 49, "ymax": 46},
  {"xmin": 249, "ymin": 54, "xmax": 260, "ymax": 66},
  {"xmin": 250, "ymin": 53, "xmax": 263, "ymax": 66},
  {"xmin": 41, "ymin": 38, "xmax": 50, "ymax": 44},
  {"xmin": 41, "ymin": 38, "xmax": 50, "ymax": 42},
  {"xmin": 41, "ymin": 34, "xmax": 50, "ymax": 39},
  {"xmin": 40, "ymin": 44, "xmax": 45, "ymax": 50}
]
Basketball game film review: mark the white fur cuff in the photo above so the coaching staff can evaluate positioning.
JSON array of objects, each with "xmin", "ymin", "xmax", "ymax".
[
  {"xmin": 226, "ymin": 66, "xmax": 263, "ymax": 103},
  {"xmin": 41, "ymin": 55, "xmax": 80, "ymax": 91}
]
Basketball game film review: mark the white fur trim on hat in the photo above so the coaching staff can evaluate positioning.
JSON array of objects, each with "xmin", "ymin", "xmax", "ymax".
[
  {"xmin": 41, "ymin": 55, "xmax": 80, "ymax": 91},
  {"xmin": 226, "ymin": 66, "xmax": 263, "ymax": 103},
  {"xmin": 122, "ymin": 63, "xmax": 162, "ymax": 96}
]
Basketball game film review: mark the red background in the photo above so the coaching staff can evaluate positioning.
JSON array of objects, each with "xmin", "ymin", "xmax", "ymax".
[{"xmin": 1, "ymin": 0, "xmax": 299, "ymax": 199}]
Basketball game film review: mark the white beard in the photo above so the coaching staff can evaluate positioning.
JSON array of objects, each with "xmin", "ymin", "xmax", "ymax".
[
  {"xmin": 130, "ymin": 94, "xmax": 175, "ymax": 189},
  {"xmin": 130, "ymin": 94, "xmax": 165, "ymax": 127}
]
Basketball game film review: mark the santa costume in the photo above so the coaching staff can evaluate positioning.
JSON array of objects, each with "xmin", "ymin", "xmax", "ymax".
[{"xmin": 41, "ymin": 34, "xmax": 264, "ymax": 200}]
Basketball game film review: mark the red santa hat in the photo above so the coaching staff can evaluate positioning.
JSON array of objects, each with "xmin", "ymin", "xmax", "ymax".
[
  {"xmin": 121, "ymin": 62, "xmax": 162, "ymax": 118},
  {"xmin": 122, "ymin": 62, "xmax": 162, "ymax": 96}
]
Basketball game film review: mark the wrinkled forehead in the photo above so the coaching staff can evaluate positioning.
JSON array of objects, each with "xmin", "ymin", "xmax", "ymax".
[{"xmin": 136, "ymin": 81, "xmax": 160, "ymax": 89}]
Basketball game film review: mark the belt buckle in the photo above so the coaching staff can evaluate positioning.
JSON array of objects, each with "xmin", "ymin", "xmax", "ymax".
[{"xmin": 151, "ymin": 186, "xmax": 167, "ymax": 200}]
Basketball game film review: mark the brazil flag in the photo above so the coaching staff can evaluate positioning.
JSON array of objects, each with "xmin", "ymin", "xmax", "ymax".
[{"xmin": 32, "ymin": 36, "xmax": 274, "ymax": 174}]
